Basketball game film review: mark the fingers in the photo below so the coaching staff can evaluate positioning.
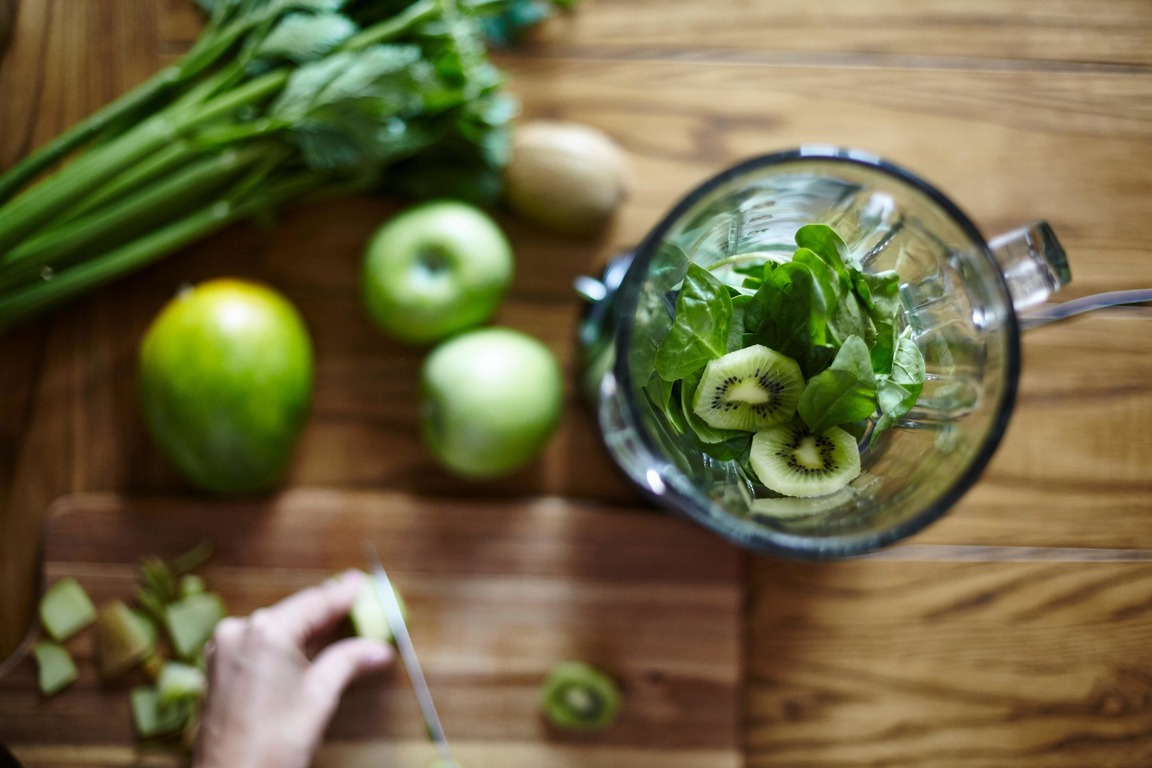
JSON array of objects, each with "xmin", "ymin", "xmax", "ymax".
[
  {"xmin": 304, "ymin": 638, "xmax": 395, "ymax": 723},
  {"xmin": 203, "ymin": 615, "xmax": 246, "ymax": 675},
  {"xmin": 260, "ymin": 570, "xmax": 365, "ymax": 646}
]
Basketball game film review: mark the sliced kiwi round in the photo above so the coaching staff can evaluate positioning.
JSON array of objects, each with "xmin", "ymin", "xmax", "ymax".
[
  {"xmin": 749, "ymin": 421, "xmax": 861, "ymax": 497},
  {"xmin": 540, "ymin": 661, "xmax": 621, "ymax": 730},
  {"xmin": 692, "ymin": 345, "xmax": 803, "ymax": 431}
]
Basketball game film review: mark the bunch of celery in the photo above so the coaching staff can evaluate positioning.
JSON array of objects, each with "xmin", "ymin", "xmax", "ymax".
[{"xmin": 0, "ymin": 0, "xmax": 551, "ymax": 329}]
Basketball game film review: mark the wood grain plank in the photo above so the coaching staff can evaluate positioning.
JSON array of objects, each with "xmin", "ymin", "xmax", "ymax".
[
  {"xmin": 916, "ymin": 313, "xmax": 1152, "ymax": 549},
  {"xmin": 0, "ymin": 491, "xmax": 743, "ymax": 766},
  {"xmin": 0, "ymin": 0, "xmax": 15, "ymax": 59},
  {"xmin": 525, "ymin": 0, "xmax": 1152, "ymax": 67},
  {"xmin": 40, "ymin": 490, "xmax": 739, "ymax": 583},
  {"xmin": 149, "ymin": 0, "xmax": 1152, "ymax": 67},
  {"xmin": 744, "ymin": 558, "xmax": 1152, "ymax": 767},
  {"xmin": 0, "ymin": 318, "xmax": 51, "ymax": 661},
  {"xmin": 0, "ymin": 0, "xmax": 161, "ymax": 166}
]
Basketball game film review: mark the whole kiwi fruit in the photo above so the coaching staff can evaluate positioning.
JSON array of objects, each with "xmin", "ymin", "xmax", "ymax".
[{"xmin": 504, "ymin": 120, "xmax": 630, "ymax": 237}]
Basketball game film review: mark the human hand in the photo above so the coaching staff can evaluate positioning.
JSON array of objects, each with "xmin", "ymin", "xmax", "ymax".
[{"xmin": 192, "ymin": 570, "xmax": 395, "ymax": 768}]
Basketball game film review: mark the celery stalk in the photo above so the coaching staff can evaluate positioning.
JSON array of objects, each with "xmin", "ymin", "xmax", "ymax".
[{"xmin": 0, "ymin": 0, "xmax": 561, "ymax": 329}]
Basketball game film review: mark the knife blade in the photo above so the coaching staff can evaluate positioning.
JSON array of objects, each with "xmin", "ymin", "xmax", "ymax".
[{"xmin": 363, "ymin": 541, "xmax": 457, "ymax": 768}]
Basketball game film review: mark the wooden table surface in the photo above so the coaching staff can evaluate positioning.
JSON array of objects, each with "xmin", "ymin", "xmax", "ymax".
[{"xmin": 3, "ymin": 1, "xmax": 1152, "ymax": 766}]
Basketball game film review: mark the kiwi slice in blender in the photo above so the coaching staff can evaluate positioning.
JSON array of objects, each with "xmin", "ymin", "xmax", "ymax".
[
  {"xmin": 540, "ymin": 661, "xmax": 621, "ymax": 730},
  {"xmin": 749, "ymin": 421, "xmax": 861, "ymax": 497},
  {"xmin": 692, "ymin": 345, "xmax": 803, "ymax": 431}
]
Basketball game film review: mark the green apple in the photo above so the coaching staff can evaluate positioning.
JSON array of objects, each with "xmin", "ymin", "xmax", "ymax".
[
  {"xmin": 138, "ymin": 279, "xmax": 314, "ymax": 495},
  {"xmin": 362, "ymin": 200, "xmax": 514, "ymax": 345},
  {"xmin": 421, "ymin": 327, "xmax": 564, "ymax": 478}
]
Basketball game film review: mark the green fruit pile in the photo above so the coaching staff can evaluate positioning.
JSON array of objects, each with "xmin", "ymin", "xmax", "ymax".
[
  {"xmin": 137, "ymin": 199, "xmax": 565, "ymax": 492},
  {"xmin": 361, "ymin": 201, "xmax": 564, "ymax": 479}
]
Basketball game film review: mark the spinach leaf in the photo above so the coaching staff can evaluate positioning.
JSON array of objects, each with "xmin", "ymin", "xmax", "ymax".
[
  {"xmin": 791, "ymin": 247, "xmax": 839, "ymax": 309},
  {"xmin": 797, "ymin": 335, "xmax": 877, "ymax": 433},
  {"xmin": 664, "ymin": 380, "xmax": 690, "ymax": 436},
  {"xmin": 728, "ymin": 294, "xmax": 752, "ymax": 353},
  {"xmin": 645, "ymin": 370, "xmax": 676, "ymax": 421},
  {"xmin": 841, "ymin": 419, "xmax": 871, "ymax": 442},
  {"xmin": 654, "ymin": 263, "xmax": 732, "ymax": 381},
  {"xmin": 872, "ymin": 379, "xmax": 916, "ymax": 442},
  {"xmin": 733, "ymin": 260, "xmax": 773, "ymax": 279},
  {"xmin": 827, "ymin": 287, "xmax": 876, "ymax": 348},
  {"xmin": 889, "ymin": 331, "xmax": 926, "ymax": 393},
  {"xmin": 732, "ymin": 258, "xmax": 774, "ymax": 291},
  {"xmin": 870, "ymin": 320, "xmax": 897, "ymax": 375},
  {"xmin": 631, "ymin": 240, "xmax": 690, "ymax": 380},
  {"xmin": 795, "ymin": 224, "xmax": 851, "ymax": 282},
  {"xmin": 697, "ymin": 432, "xmax": 754, "ymax": 461},
  {"xmin": 870, "ymin": 331, "xmax": 926, "ymax": 445},
  {"xmin": 853, "ymin": 269, "xmax": 901, "ymax": 321},
  {"xmin": 850, "ymin": 269, "xmax": 901, "ymax": 372},
  {"xmin": 793, "ymin": 235, "xmax": 876, "ymax": 348},
  {"xmin": 746, "ymin": 261, "xmax": 831, "ymax": 378},
  {"xmin": 890, "ymin": 331, "xmax": 926, "ymax": 394}
]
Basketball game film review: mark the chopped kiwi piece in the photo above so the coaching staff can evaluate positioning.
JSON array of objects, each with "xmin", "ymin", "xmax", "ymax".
[
  {"xmin": 693, "ymin": 345, "xmax": 804, "ymax": 431},
  {"xmin": 156, "ymin": 662, "xmax": 206, "ymax": 712},
  {"xmin": 136, "ymin": 540, "xmax": 214, "ymax": 622},
  {"xmin": 130, "ymin": 685, "xmax": 191, "ymax": 739},
  {"xmin": 165, "ymin": 592, "xmax": 225, "ymax": 661},
  {"xmin": 540, "ymin": 661, "xmax": 621, "ymax": 730},
  {"xmin": 95, "ymin": 601, "xmax": 158, "ymax": 680},
  {"xmin": 139, "ymin": 556, "xmax": 178, "ymax": 605},
  {"xmin": 749, "ymin": 420, "xmax": 861, "ymax": 497},
  {"xmin": 348, "ymin": 570, "xmax": 407, "ymax": 643},
  {"xmin": 34, "ymin": 640, "xmax": 78, "ymax": 696},
  {"xmin": 39, "ymin": 577, "xmax": 96, "ymax": 642},
  {"xmin": 178, "ymin": 574, "xmax": 206, "ymax": 598}
]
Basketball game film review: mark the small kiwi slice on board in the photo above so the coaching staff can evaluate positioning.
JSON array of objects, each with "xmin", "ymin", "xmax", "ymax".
[
  {"xmin": 692, "ymin": 345, "xmax": 803, "ymax": 431},
  {"xmin": 750, "ymin": 420, "xmax": 861, "ymax": 497},
  {"xmin": 95, "ymin": 600, "xmax": 158, "ymax": 680},
  {"xmin": 540, "ymin": 661, "xmax": 621, "ymax": 730}
]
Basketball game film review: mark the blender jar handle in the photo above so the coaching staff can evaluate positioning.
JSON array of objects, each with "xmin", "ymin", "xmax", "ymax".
[
  {"xmin": 990, "ymin": 221, "xmax": 1152, "ymax": 329},
  {"xmin": 988, "ymin": 221, "xmax": 1071, "ymax": 312}
]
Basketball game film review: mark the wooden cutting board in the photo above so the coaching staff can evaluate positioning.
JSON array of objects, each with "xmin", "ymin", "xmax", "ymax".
[{"xmin": 0, "ymin": 490, "xmax": 744, "ymax": 768}]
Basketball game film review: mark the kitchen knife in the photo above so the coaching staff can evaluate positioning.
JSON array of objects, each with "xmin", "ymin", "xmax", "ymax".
[{"xmin": 363, "ymin": 542, "xmax": 457, "ymax": 768}]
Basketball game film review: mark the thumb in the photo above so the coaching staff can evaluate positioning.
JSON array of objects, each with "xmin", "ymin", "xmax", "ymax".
[{"xmin": 305, "ymin": 638, "xmax": 395, "ymax": 722}]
